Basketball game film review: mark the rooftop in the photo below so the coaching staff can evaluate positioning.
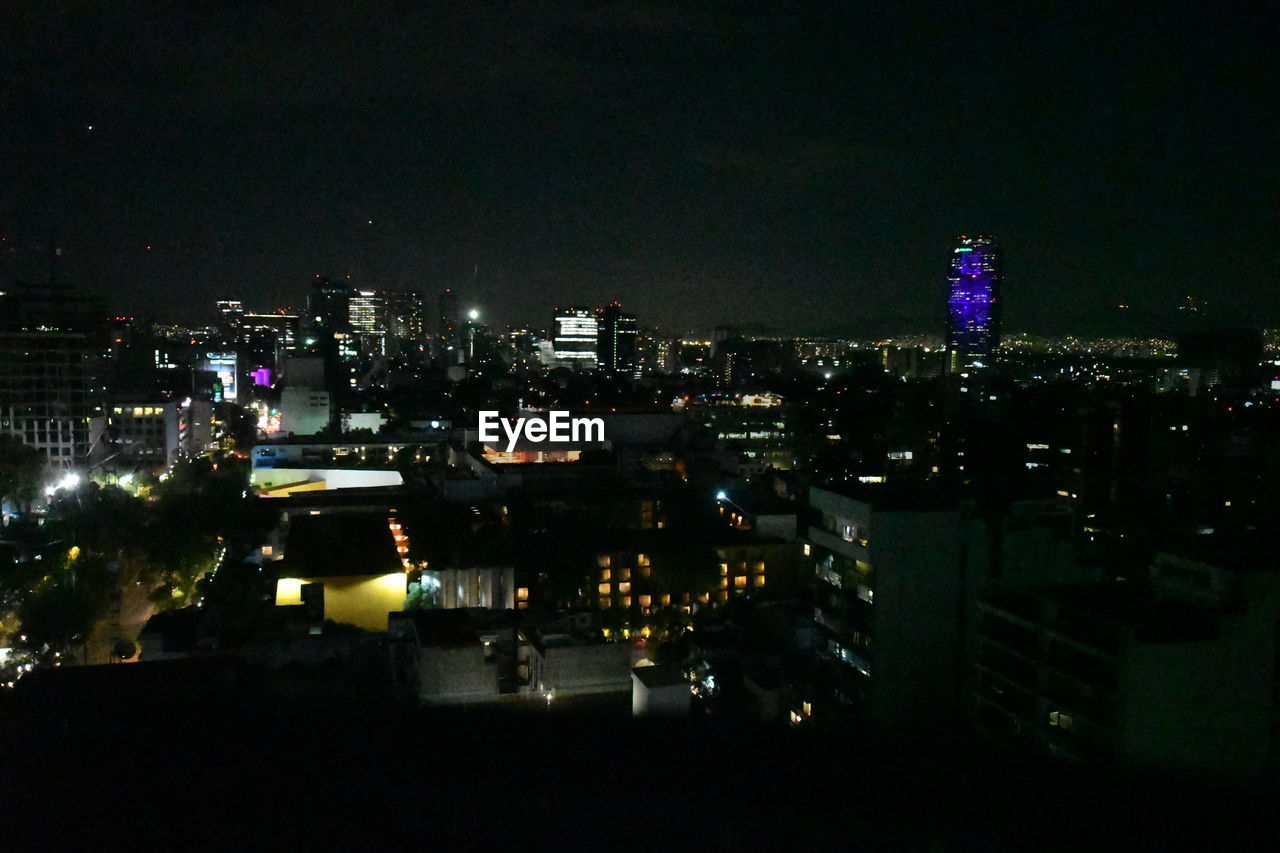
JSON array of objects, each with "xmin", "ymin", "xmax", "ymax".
[{"xmin": 279, "ymin": 512, "xmax": 403, "ymax": 578}]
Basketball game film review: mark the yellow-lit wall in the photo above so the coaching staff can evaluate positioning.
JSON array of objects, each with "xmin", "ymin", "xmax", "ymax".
[
  {"xmin": 276, "ymin": 577, "xmax": 305, "ymax": 605},
  {"xmin": 274, "ymin": 573, "xmax": 407, "ymax": 630}
]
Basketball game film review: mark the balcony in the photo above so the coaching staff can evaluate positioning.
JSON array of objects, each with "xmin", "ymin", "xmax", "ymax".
[{"xmin": 809, "ymin": 526, "xmax": 867, "ymax": 560}]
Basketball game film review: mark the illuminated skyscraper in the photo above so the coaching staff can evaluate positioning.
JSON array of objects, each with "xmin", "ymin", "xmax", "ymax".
[
  {"xmin": 552, "ymin": 307, "xmax": 598, "ymax": 368},
  {"xmin": 597, "ymin": 301, "xmax": 638, "ymax": 377},
  {"xmin": 945, "ymin": 235, "xmax": 1002, "ymax": 372},
  {"xmin": 349, "ymin": 290, "xmax": 387, "ymax": 357},
  {"xmin": 215, "ymin": 300, "xmax": 244, "ymax": 333}
]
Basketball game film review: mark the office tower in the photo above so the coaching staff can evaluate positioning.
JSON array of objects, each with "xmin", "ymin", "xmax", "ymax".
[
  {"xmin": 349, "ymin": 290, "xmax": 387, "ymax": 358},
  {"xmin": 215, "ymin": 300, "xmax": 245, "ymax": 334},
  {"xmin": 552, "ymin": 307, "xmax": 598, "ymax": 368},
  {"xmin": 597, "ymin": 301, "xmax": 639, "ymax": 377},
  {"xmin": 0, "ymin": 281, "xmax": 107, "ymax": 468},
  {"xmin": 240, "ymin": 312, "xmax": 300, "ymax": 378},
  {"xmin": 437, "ymin": 288, "xmax": 461, "ymax": 356},
  {"xmin": 306, "ymin": 276, "xmax": 354, "ymax": 332},
  {"xmin": 383, "ymin": 289, "xmax": 426, "ymax": 351},
  {"xmin": 945, "ymin": 235, "xmax": 1002, "ymax": 372},
  {"xmin": 302, "ymin": 276, "xmax": 357, "ymax": 403}
]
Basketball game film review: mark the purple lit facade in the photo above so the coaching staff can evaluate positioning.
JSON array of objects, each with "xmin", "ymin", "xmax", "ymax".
[{"xmin": 945, "ymin": 236, "xmax": 1002, "ymax": 370}]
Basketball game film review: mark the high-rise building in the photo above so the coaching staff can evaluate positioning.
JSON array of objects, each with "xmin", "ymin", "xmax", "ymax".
[
  {"xmin": 552, "ymin": 307, "xmax": 598, "ymax": 368},
  {"xmin": 302, "ymin": 276, "xmax": 357, "ymax": 405},
  {"xmin": 306, "ymin": 276, "xmax": 354, "ymax": 333},
  {"xmin": 0, "ymin": 281, "xmax": 107, "ymax": 468},
  {"xmin": 215, "ymin": 300, "xmax": 245, "ymax": 335},
  {"xmin": 240, "ymin": 312, "xmax": 300, "ymax": 379},
  {"xmin": 597, "ymin": 301, "xmax": 639, "ymax": 377},
  {"xmin": 383, "ymin": 289, "xmax": 426, "ymax": 352},
  {"xmin": 945, "ymin": 235, "xmax": 1002, "ymax": 372},
  {"xmin": 805, "ymin": 484, "xmax": 964, "ymax": 730},
  {"xmin": 437, "ymin": 288, "xmax": 461, "ymax": 357},
  {"xmin": 349, "ymin": 290, "xmax": 387, "ymax": 358}
]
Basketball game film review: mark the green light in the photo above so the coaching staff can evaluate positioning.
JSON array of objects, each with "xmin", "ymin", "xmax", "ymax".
[{"xmin": 956, "ymin": 247, "xmax": 973, "ymax": 252}]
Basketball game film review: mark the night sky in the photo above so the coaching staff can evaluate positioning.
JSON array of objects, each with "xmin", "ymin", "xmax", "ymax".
[{"xmin": 3, "ymin": 1, "xmax": 1276, "ymax": 335}]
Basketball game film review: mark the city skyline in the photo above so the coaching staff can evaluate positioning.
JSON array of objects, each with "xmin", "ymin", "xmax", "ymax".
[{"xmin": 4, "ymin": 3, "xmax": 1277, "ymax": 335}]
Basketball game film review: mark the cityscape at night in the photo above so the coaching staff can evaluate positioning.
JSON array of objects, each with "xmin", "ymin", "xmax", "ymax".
[{"xmin": 3, "ymin": 1, "xmax": 1279, "ymax": 849}]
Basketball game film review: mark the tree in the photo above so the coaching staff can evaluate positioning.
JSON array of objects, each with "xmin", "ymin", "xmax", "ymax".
[{"xmin": 0, "ymin": 435, "xmax": 44, "ymax": 512}]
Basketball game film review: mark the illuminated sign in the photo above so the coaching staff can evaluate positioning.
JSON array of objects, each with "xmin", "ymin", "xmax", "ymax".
[{"xmin": 202, "ymin": 351, "xmax": 238, "ymax": 401}]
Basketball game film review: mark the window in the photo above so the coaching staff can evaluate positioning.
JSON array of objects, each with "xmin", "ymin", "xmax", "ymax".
[
  {"xmin": 803, "ymin": 543, "xmax": 811, "ymax": 556},
  {"xmin": 734, "ymin": 575, "xmax": 747, "ymax": 589},
  {"xmin": 754, "ymin": 561, "xmax": 766, "ymax": 574},
  {"xmin": 597, "ymin": 555, "xmax": 611, "ymax": 568},
  {"xmin": 517, "ymin": 587, "xmax": 529, "ymax": 601},
  {"xmin": 621, "ymin": 596, "xmax": 631, "ymax": 608},
  {"xmin": 598, "ymin": 583, "xmax": 611, "ymax": 595},
  {"xmin": 639, "ymin": 595, "xmax": 652, "ymax": 608},
  {"xmin": 753, "ymin": 575, "xmax": 765, "ymax": 588},
  {"xmin": 637, "ymin": 553, "xmax": 650, "ymax": 567},
  {"xmin": 719, "ymin": 562, "xmax": 728, "ymax": 576},
  {"xmin": 618, "ymin": 582, "xmax": 631, "ymax": 594},
  {"xmin": 660, "ymin": 594, "xmax": 671, "ymax": 606},
  {"xmin": 600, "ymin": 569, "xmax": 611, "ymax": 581}
]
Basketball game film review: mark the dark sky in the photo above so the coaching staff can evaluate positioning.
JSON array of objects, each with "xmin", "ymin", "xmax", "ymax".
[{"xmin": 3, "ymin": 1, "xmax": 1277, "ymax": 335}]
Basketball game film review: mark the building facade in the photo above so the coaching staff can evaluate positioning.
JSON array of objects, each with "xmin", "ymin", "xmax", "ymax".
[{"xmin": 946, "ymin": 235, "xmax": 1002, "ymax": 372}]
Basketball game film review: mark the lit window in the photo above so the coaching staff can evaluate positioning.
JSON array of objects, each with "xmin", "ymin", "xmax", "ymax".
[
  {"xmin": 261, "ymin": 545, "xmax": 273, "ymax": 557},
  {"xmin": 718, "ymin": 590, "xmax": 729, "ymax": 602},
  {"xmin": 598, "ymin": 555, "xmax": 611, "ymax": 568},
  {"xmin": 618, "ymin": 582, "xmax": 631, "ymax": 594},
  {"xmin": 660, "ymin": 594, "xmax": 671, "ymax": 606},
  {"xmin": 719, "ymin": 562, "xmax": 728, "ymax": 576},
  {"xmin": 753, "ymin": 575, "xmax": 765, "ymax": 588},
  {"xmin": 734, "ymin": 575, "xmax": 747, "ymax": 589},
  {"xmin": 517, "ymin": 587, "xmax": 529, "ymax": 601},
  {"xmin": 754, "ymin": 561, "xmax": 766, "ymax": 574},
  {"xmin": 600, "ymin": 569, "xmax": 611, "ymax": 581},
  {"xmin": 639, "ymin": 595, "xmax": 652, "ymax": 608},
  {"xmin": 803, "ymin": 543, "xmax": 811, "ymax": 556},
  {"xmin": 598, "ymin": 583, "xmax": 611, "ymax": 595},
  {"xmin": 719, "ymin": 577, "xmax": 729, "ymax": 589},
  {"xmin": 620, "ymin": 568, "xmax": 631, "ymax": 581},
  {"xmin": 621, "ymin": 596, "xmax": 631, "ymax": 608},
  {"xmin": 637, "ymin": 553, "xmax": 650, "ymax": 567}
]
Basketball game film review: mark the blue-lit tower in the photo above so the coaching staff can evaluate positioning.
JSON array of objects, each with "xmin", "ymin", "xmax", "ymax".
[{"xmin": 945, "ymin": 235, "xmax": 1002, "ymax": 372}]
